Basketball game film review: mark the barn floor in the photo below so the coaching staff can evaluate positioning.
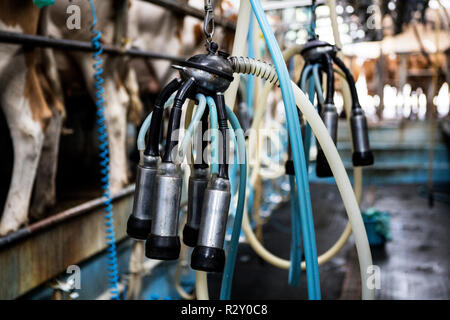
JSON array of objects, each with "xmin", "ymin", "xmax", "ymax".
[{"xmin": 207, "ymin": 183, "xmax": 450, "ymax": 300}]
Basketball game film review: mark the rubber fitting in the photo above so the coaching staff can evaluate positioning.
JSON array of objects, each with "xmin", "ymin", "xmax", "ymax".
[
  {"xmin": 285, "ymin": 159, "xmax": 295, "ymax": 176},
  {"xmin": 182, "ymin": 225, "xmax": 199, "ymax": 248},
  {"xmin": 127, "ymin": 215, "xmax": 152, "ymax": 240},
  {"xmin": 145, "ymin": 234, "xmax": 180, "ymax": 260},
  {"xmin": 316, "ymin": 149, "xmax": 333, "ymax": 178},
  {"xmin": 191, "ymin": 246, "xmax": 225, "ymax": 273},
  {"xmin": 352, "ymin": 150, "xmax": 374, "ymax": 167}
]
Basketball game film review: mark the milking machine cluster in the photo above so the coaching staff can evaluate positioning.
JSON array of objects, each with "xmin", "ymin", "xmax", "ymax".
[
  {"xmin": 124, "ymin": 0, "xmax": 377, "ymax": 301},
  {"xmin": 127, "ymin": 1, "xmax": 237, "ymax": 273},
  {"xmin": 293, "ymin": 31, "xmax": 374, "ymax": 178}
]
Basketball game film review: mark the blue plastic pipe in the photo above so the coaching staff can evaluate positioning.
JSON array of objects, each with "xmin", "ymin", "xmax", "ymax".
[
  {"xmin": 247, "ymin": 13, "xmax": 255, "ymax": 118},
  {"xmin": 288, "ymin": 175, "xmax": 303, "ymax": 287},
  {"xmin": 249, "ymin": 0, "xmax": 321, "ymax": 299},
  {"xmin": 220, "ymin": 105, "xmax": 248, "ymax": 300}
]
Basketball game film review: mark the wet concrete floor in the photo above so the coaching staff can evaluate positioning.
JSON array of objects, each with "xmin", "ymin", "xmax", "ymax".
[{"xmin": 208, "ymin": 184, "xmax": 449, "ymax": 300}]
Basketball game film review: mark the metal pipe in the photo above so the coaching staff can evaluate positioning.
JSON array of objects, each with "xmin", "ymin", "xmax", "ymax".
[
  {"xmin": 142, "ymin": 0, "xmax": 236, "ymax": 31},
  {"xmin": 0, "ymin": 185, "xmax": 135, "ymax": 249},
  {"xmin": 262, "ymin": 0, "xmax": 325, "ymax": 11},
  {"xmin": 0, "ymin": 31, "xmax": 187, "ymax": 63}
]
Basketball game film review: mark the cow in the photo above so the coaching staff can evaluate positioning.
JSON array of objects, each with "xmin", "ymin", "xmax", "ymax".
[
  {"xmin": 47, "ymin": 0, "xmax": 143, "ymax": 194},
  {"xmin": 0, "ymin": 0, "xmax": 142, "ymax": 236},
  {"xmin": 128, "ymin": 0, "xmax": 237, "ymax": 96},
  {"xmin": 0, "ymin": 0, "xmax": 236, "ymax": 236},
  {"xmin": 0, "ymin": 1, "xmax": 65, "ymax": 235}
]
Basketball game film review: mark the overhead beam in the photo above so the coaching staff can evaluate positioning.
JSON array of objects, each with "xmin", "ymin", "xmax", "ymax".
[
  {"xmin": 262, "ymin": 0, "xmax": 325, "ymax": 11},
  {"xmin": 0, "ymin": 31, "xmax": 187, "ymax": 62},
  {"xmin": 143, "ymin": 0, "xmax": 236, "ymax": 31}
]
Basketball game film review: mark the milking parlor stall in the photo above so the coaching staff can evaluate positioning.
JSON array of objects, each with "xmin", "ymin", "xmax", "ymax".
[{"xmin": 0, "ymin": 0, "xmax": 449, "ymax": 303}]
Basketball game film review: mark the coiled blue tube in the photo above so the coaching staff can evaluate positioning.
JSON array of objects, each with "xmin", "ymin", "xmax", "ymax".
[
  {"xmin": 88, "ymin": 0, "xmax": 120, "ymax": 300},
  {"xmin": 220, "ymin": 104, "xmax": 247, "ymax": 300},
  {"xmin": 250, "ymin": 0, "xmax": 321, "ymax": 299}
]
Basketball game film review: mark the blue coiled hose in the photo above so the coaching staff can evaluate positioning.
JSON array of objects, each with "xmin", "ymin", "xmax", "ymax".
[{"xmin": 88, "ymin": 0, "xmax": 120, "ymax": 300}]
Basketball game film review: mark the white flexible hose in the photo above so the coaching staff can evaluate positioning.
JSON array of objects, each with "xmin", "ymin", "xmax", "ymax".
[
  {"xmin": 242, "ymin": 82, "xmax": 375, "ymax": 299},
  {"xmin": 326, "ymin": 0, "xmax": 364, "ymax": 263},
  {"xmin": 224, "ymin": 0, "xmax": 251, "ymax": 109},
  {"xmin": 292, "ymin": 83, "xmax": 374, "ymax": 299},
  {"xmin": 237, "ymin": 48, "xmax": 374, "ymax": 298},
  {"xmin": 195, "ymin": 271, "xmax": 209, "ymax": 300},
  {"xmin": 242, "ymin": 1, "xmax": 366, "ymax": 272},
  {"xmin": 174, "ymin": 214, "xmax": 196, "ymax": 300}
]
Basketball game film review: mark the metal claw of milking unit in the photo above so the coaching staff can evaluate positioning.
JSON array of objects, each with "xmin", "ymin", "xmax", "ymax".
[
  {"xmin": 127, "ymin": 39, "xmax": 235, "ymax": 272},
  {"xmin": 299, "ymin": 36, "xmax": 374, "ymax": 177}
]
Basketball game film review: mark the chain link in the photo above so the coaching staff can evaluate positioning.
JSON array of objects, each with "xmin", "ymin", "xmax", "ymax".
[{"xmin": 203, "ymin": 0, "xmax": 215, "ymax": 47}]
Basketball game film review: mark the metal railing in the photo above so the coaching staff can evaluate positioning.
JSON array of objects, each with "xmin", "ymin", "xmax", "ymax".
[
  {"xmin": 0, "ymin": 0, "xmax": 237, "ymax": 61},
  {"xmin": 0, "ymin": 30, "xmax": 187, "ymax": 62},
  {"xmin": 143, "ymin": 0, "xmax": 236, "ymax": 31}
]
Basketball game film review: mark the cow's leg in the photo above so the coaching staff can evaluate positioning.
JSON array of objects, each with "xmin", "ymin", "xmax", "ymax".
[
  {"xmin": 0, "ymin": 54, "xmax": 50, "ymax": 235},
  {"xmin": 29, "ymin": 73, "xmax": 64, "ymax": 220},
  {"xmin": 122, "ymin": 64, "xmax": 142, "ymax": 126},
  {"xmin": 29, "ymin": 46, "xmax": 65, "ymax": 219},
  {"xmin": 74, "ymin": 53, "xmax": 130, "ymax": 193}
]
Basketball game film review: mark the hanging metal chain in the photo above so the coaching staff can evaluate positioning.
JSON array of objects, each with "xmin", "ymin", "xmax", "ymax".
[
  {"xmin": 203, "ymin": 0, "xmax": 215, "ymax": 47},
  {"xmin": 308, "ymin": 0, "xmax": 318, "ymax": 40}
]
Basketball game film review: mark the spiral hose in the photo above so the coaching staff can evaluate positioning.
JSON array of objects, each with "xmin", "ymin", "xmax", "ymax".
[
  {"xmin": 88, "ymin": 0, "xmax": 120, "ymax": 300},
  {"xmin": 229, "ymin": 56, "xmax": 279, "ymax": 86}
]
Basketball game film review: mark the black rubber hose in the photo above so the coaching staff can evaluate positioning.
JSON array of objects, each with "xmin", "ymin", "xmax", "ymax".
[
  {"xmin": 296, "ymin": 62, "xmax": 311, "ymax": 141},
  {"xmin": 162, "ymin": 78, "xmax": 196, "ymax": 163},
  {"xmin": 214, "ymin": 93, "xmax": 229, "ymax": 179},
  {"xmin": 332, "ymin": 55, "xmax": 361, "ymax": 110},
  {"xmin": 323, "ymin": 53, "xmax": 335, "ymax": 105},
  {"xmin": 145, "ymin": 78, "xmax": 182, "ymax": 157}
]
